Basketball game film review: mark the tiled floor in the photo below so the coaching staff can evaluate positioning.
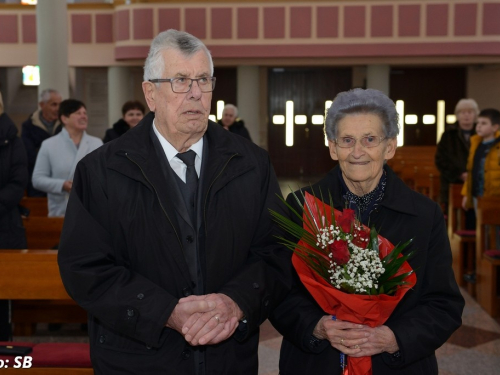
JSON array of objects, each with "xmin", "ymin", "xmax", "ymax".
[
  {"xmin": 257, "ymin": 287, "xmax": 500, "ymax": 375},
  {"xmin": 12, "ymin": 288, "xmax": 500, "ymax": 375}
]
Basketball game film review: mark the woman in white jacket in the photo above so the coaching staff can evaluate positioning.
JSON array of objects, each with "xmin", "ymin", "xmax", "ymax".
[{"xmin": 32, "ymin": 99, "xmax": 102, "ymax": 217}]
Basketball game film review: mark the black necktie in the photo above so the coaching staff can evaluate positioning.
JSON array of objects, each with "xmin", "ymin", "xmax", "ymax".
[{"xmin": 176, "ymin": 150, "xmax": 198, "ymax": 223}]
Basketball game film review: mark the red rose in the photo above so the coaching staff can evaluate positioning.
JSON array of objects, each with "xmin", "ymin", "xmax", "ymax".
[
  {"xmin": 352, "ymin": 228, "xmax": 370, "ymax": 249},
  {"xmin": 329, "ymin": 240, "xmax": 350, "ymax": 265},
  {"xmin": 338, "ymin": 209, "xmax": 355, "ymax": 233}
]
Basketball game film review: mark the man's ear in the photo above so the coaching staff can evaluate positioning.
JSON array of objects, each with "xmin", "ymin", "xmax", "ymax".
[
  {"xmin": 328, "ymin": 140, "xmax": 339, "ymax": 161},
  {"xmin": 384, "ymin": 137, "xmax": 397, "ymax": 161},
  {"xmin": 142, "ymin": 81, "xmax": 156, "ymax": 112}
]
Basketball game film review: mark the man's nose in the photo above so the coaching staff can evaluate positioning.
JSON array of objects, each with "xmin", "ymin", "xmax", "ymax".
[{"xmin": 188, "ymin": 79, "xmax": 203, "ymax": 98}]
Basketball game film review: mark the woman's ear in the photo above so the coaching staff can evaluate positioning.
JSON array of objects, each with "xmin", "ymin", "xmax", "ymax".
[
  {"xmin": 328, "ymin": 140, "xmax": 339, "ymax": 161},
  {"xmin": 384, "ymin": 137, "xmax": 397, "ymax": 160},
  {"xmin": 60, "ymin": 114, "xmax": 68, "ymax": 126}
]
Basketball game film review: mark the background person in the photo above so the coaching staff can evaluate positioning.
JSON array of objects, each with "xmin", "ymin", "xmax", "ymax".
[
  {"xmin": 218, "ymin": 103, "xmax": 252, "ymax": 141},
  {"xmin": 270, "ymin": 88, "xmax": 464, "ymax": 375},
  {"xmin": 58, "ymin": 29, "xmax": 290, "ymax": 375},
  {"xmin": 21, "ymin": 89, "xmax": 62, "ymax": 197},
  {"xmin": 462, "ymin": 108, "xmax": 500, "ymax": 211},
  {"xmin": 32, "ymin": 99, "xmax": 102, "ymax": 217},
  {"xmin": 103, "ymin": 100, "xmax": 146, "ymax": 143},
  {"xmin": 435, "ymin": 98, "xmax": 478, "ymax": 214},
  {"xmin": 0, "ymin": 91, "xmax": 29, "ymax": 340}
]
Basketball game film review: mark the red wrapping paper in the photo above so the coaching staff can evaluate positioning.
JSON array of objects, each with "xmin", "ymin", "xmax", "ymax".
[{"xmin": 293, "ymin": 193, "xmax": 417, "ymax": 375}]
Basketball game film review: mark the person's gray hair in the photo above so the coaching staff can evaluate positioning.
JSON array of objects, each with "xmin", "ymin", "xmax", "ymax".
[
  {"xmin": 454, "ymin": 98, "xmax": 479, "ymax": 117},
  {"xmin": 39, "ymin": 89, "xmax": 60, "ymax": 103},
  {"xmin": 143, "ymin": 29, "xmax": 213, "ymax": 82},
  {"xmin": 324, "ymin": 88, "xmax": 399, "ymax": 140},
  {"xmin": 223, "ymin": 104, "xmax": 238, "ymax": 117}
]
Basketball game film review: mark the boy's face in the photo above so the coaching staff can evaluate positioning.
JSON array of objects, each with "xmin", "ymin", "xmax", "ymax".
[{"xmin": 475, "ymin": 116, "xmax": 499, "ymax": 139}]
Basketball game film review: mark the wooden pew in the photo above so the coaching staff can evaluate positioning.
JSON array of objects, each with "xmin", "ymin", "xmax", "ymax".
[
  {"xmin": 0, "ymin": 249, "xmax": 86, "ymax": 335},
  {"xmin": 0, "ymin": 250, "xmax": 92, "ymax": 374},
  {"xmin": 448, "ymin": 184, "xmax": 476, "ymax": 294},
  {"xmin": 23, "ymin": 217, "xmax": 64, "ymax": 249},
  {"xmin": 475, "ymin": 197, "xmax": 500, "ymax": 318},
  {"xmin": 19, "ymin": 197, "xmax": 48, "ymax": 217},
  {"xmin": 413, "ymin": 165, "xmax": 440, "ymax": 202},
  {"xmin": 387, "ymin": 146, "xmax": 439, "ymax": 200}
]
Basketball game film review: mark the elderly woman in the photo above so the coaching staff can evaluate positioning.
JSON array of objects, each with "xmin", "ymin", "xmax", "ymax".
[
  {"xmin": 32, "ymin": 99, "xmax": 102, "ymax": 217},
  {"xmin": 435, "ymin": 98, "xmax": 479, "ymax": 212},
  {"xmin": 218, "ymin": 103, "xmax": 252, "ymax": 141},
  {"xmin": 270, "ymin": 88, "xmax": 464, "ymax": 374},
  {"xmin": 103, "ymin": 100, "xmax": 145, "ymax": 143}
]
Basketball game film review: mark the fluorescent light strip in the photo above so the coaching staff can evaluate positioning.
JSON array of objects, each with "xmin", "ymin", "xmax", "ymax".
[
  {"xmin": 446, "ymin": 114, "xmax": 457, "ymax": 124},
  {"xmin": 295, "ymin": 115, "xmax": 307, "ymax": 125},
  {"xmin": 423, "ymin": 114, "xmax": 436, "ymax": 125},
  {"xmin": 311, "ymin": 115, "xmax": 324, "ymax": 125},
  {"xmin": 286, "ymin": 101, "xmax": 294, "ymax": 147},
  {"xmin": 396, "ymin": 100, "xmax": 404, "ymax": 147},
  {"xmin": 436, "ymin": 100, "xmax": 445, "ymax": 143},
  {"xmin": 324, "ymin": 101, "xmax": 332, "ymax": 146},
  {"xmin": 273, "ymin": 115, "xmax": 285, "ymax": 125},
  {"xmin": 216, "ymin": 100, "xmax": 225, "ymax": 120}
]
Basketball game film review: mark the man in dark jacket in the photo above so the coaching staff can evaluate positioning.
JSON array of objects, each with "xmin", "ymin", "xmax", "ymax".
[
  {"xmin": 58, "ymin": 30, "xmax": 290, "ymax": 375},
  {"xmin": 0, "ymin": 92, "xmax": 29, "ymax": 340},
  {"xmin": 218, "ymin": 104, "xmax": 252, "ymax": 141},
  {"xmin": 21, "ymin": 88, "xmax": 62, "ymax": 196}
]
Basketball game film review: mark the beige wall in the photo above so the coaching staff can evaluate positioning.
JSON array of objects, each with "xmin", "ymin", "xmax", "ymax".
[{"xmin": 467, "ymin": 65, "xmax": 500, "ymax": 111}]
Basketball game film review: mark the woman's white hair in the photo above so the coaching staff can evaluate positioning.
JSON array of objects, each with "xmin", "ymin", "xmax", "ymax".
[
  {"xmin": 223, "ymin": 104, "xmax": 238, "ymax": 117},
  {"xmin": 143, "ymin": 29, "xmax": 213, "ymax": 82},
  {"xmin": 324, "ymin": 88, "xmax": 399, "ymax": 140},
  {"xmin": 454, "ymin": 98, "xmax": 479, "ymax": 117}
]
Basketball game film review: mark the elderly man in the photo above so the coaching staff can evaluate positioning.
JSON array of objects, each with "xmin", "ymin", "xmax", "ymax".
[
  {"xmin": 218, "ymin": 104, "xmax": 252, "ymax": 141},
  {"xmin": 21, "ymin": 89, "xmax": 62, "ymax": 196},
  {"xmin": 58, "ymin": 30, "xmax": 290, "ymax": 375}
]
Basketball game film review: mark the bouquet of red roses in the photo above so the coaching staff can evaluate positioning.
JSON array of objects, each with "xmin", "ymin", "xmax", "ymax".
[{"xmin": 271, "ymin": 190, "xmax": 417, "ymax": 375}]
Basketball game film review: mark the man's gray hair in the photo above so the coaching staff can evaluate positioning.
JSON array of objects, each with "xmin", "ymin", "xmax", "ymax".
[
  {"xmin": 143, "ymin": 29, "xmax": 213, "ymax": 82},
  {"xmin": 223, "ymin": 104, "xmax": 238, "ymax": 117},
  {"xmin": 39, "ymin": 89, "xmax": 60, "ymax": 103},
  {"xmin": 324, "ymin": 88, "xmax": 399, "ymax": 140}
]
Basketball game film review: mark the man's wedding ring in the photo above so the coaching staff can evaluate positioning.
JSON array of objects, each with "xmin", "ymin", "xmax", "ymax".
[
  {"xmin": 214, "ymin": 316, "xmax": 220, "ymax": 323},
  {"xmin": 354, "ymin": 344, "xmax": 360, "ymax": 349},
  {"xmin": 340, "ymin": 338, "xmax": 345, "ymax": 346}
]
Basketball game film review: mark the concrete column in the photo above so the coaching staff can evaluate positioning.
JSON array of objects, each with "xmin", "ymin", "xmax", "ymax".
[
  {"xmin": 366, "ymin": 65, "xmax": 390, "ymax": 96},
  {"xmin": 36, "ymin": 0, "xmax": 69, "ymax": 99},
  {"xmin": 107, "ymin": 67, "xmax": 131, "ymax": 127},
  {"xmin": 237, "ymin": 66, "xmax": 260, "ymax": 144}
]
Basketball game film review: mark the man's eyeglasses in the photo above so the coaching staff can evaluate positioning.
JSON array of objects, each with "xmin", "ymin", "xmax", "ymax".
[
  {"xmin": 148, "ymin": 77, "xmax": 216, "ymax": 93},
  {"xmin": 335, "ymin": 136, "xmax": 386, "ymax": 148}
]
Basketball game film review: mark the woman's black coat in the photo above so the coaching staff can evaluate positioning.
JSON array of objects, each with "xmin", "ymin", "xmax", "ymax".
[
  {"xmin": 103, "ymin": 118, "xmax": 130, "ymax": 143},
  {"xmin": 0, "ymin": 112, "xmax": 28, "ymax": 249},
  {"xmin": 270, "ymin": 165, "xmax": 464, "ymax": 375}
]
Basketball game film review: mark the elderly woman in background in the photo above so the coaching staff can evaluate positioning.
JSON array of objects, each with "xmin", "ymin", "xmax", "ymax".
[
  {"xmin": 435, "ymin": 98, "xmax": 479, "ymax": 213},
  {"xmin": 270, "ymin": 88, "xmax": 464, "ymax": 375},
  {"xmin": 103, "ymin": 100, "xmax": 145, "ymax": 143},
  {"xmin": 32, "ymin": 99, "xmax": 102, "ymax": 217},
  {"xmin": 218, "ymin": 103, "xmax": 252, "ymax": 141}
]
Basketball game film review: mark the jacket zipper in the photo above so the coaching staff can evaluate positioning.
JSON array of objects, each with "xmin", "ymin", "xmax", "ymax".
[
  {"xmin": 125, "ymin": 152, "xmax": 184, "ymax": 252},
  {"xmin": 203, "ymin": 153, "xmax": 238, "ymax": 237}
]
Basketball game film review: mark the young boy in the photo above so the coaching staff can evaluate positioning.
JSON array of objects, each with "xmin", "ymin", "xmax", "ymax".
[{"xmin": 462, "ymin": 108, "xmax": 500, "ymax": 210}]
